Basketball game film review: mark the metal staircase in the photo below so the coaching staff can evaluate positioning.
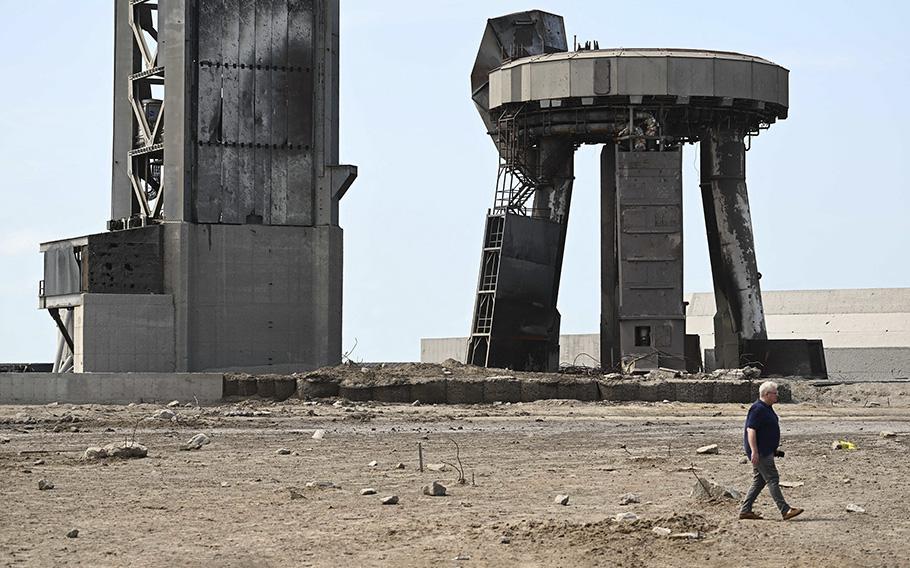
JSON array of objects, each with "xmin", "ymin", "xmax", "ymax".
[{"xmin": 468, "ymin": 106, "xmax": 538, "ymax": 366}]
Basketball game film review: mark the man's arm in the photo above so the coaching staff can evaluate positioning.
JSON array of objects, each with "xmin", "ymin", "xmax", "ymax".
[{"xmin": 747, "ymin": 427, "xmax": 760, "ymax": 465}]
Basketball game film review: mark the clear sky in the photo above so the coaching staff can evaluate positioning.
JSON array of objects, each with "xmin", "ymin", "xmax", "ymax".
[{"xmin": 1, "ymin": 1, "xmax": 908, "ymax": 364}]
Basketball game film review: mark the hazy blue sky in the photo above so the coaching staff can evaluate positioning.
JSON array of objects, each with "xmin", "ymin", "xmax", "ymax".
[{"xmin": 1, "ymin": 1, "xmax": 908, "ymax": 364}]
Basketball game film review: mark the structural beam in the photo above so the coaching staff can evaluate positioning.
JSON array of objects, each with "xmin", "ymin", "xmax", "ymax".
[{"xmin": 699, "ymin": 127, "xmax": 768, "ymax": 368}]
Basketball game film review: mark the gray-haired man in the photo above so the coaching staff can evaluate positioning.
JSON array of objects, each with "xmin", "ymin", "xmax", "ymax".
[{"xmin": 739, "ymin": 380, "xmax": 804, "ymax": 521}]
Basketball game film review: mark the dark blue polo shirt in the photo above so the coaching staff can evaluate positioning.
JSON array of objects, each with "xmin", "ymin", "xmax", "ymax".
[{"xmin": 743, "ymin": 399, "xmax": 780, "ymax": 458}]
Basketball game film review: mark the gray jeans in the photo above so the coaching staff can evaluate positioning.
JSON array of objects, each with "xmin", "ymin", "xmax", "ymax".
[{"xmin": 740, "ymin": 455, "xmax": 790, "ymax": 515}]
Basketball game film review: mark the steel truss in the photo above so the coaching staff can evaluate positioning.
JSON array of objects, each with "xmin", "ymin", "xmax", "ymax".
[{"xmin": 127, "ymin": 0, "xmax": 165, "ymax": 222}]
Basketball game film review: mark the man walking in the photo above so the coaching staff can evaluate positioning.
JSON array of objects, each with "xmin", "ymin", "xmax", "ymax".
[{"xmin": 739, "ymin": 380, "xmax": 804, "ymax": 521}]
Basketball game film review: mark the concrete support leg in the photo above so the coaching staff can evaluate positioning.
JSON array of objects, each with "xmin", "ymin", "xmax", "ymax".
[
  {"xmin": 532, "ymin": 137, "xmax": 574, "ymax": 225},
  {"xmin": 699, "ymin": 127, "xmax": 768, "ymax": 368},
  {"xmin": 600, "ymin": 144, "xmax": 620, "ymax": 369}
]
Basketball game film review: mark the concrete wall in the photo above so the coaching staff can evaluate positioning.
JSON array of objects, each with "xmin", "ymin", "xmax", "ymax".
[
  {"xmin": 423, "ymin": 288, "xmax": 910, "ymax": 380},
  {"xmin": 174, "ymin": 223, "xmax": 342, "ymax": 372},
  {"xmin": 421, "ymin": 337, "xmax": 467, "ymax": 364},
  {"xmin": 0, "ymin": 373, "xmax": 222, "ymax": 405},
  {"xmin": 423, "ymin": 334, "xmax": 601, "ymax": 367},
  {"xmin": 75, "ymin": 294, "xmax": 175, "ymax": 373},
  {"xmin": 685, "ymin": 288, "xmax": 910, "ymax": 350}
]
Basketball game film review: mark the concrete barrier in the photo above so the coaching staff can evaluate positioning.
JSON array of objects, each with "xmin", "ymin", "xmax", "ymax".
[
  {"xmin": 372, "ymin": 383, "xmax": 412, "ymax": 403},
  {"xmin": 257, "ymin": 377, "xmax": 276, "ymax": 399},
  {"xmin": 446, "ymin": 379, "xmax": 484, "ymax": 404},
  {"xmin": 338, "ymin": 382, "xmax": 374, "ymax": 401},
  {"xmin": 273, "ymin": 379, "xmax": 297, "ymax": 401},
  {"xmin": 296, "ymin": 377, "xmax": 340, "ymax": 399},
  {"xmin": 410, "ymin": 379, "xmax": 448, "ymax": 404},
  {"xmin": 521, "ymin": 379, "xmax": 561, "ymax": 402},
  {"xmin": 0, "ymin": 373, "xmax": 222, "ymax": 405},
  {"xmin": 483, "ymin": 377, "xmax": 522, "ymax": 403},
  {"xmin": 557, "ymin": 379, "xmax": 600, "ymax": 401}
]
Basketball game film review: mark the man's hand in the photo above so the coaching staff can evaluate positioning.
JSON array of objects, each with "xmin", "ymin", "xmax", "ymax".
[{"xmin": 747, "ymin": 428, "xmax": 760, "ymax": 466}]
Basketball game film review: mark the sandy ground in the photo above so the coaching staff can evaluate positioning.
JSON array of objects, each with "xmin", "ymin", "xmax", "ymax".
[{"xmin": 2, "ymin": 384, "xmax": 909, "ymax": 567}]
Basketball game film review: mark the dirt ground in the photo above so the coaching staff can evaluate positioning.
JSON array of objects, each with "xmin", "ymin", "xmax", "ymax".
[{"xmin": 2, "ymin": 382, "xmax": 909, "ymax": 567}]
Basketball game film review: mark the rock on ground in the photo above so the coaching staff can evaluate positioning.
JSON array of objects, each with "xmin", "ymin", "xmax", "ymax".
[
  {"xmin": 82, "ymin": 442, "xmax": 148, "ymax": 461},
  {"xmin": 182, "ymin": 433, "xmax": 211, "ymax": 451},
  {"xmin": 696, "ymin": 444, "xmax": 719, "ymax": 455},
  {"xmin": 381, "ymin": 495, "xmax": 399, "ymax": 505},
  {"xmin": 153, "ymin": 409, "xmax": 176, "ymax": 421},
  {"xmin": 360, "ymin": 488, "xmax": 377, "ymax": 496},
  {"xmin": 66, "ymin": 529, "xmax": 79, "ymax": 538},
  {"xmin": 619, "ymin": 492, "xmax": 640, "ymax": 505},
  {"xmin": 105, "ymin": 441, "xmax": 148, "ymax": 459},
  {"xmin": 422, "ymin": 481, "xmax": 447, "ymax": 497},
  {"xmin": 554, "ymin": 494, "xmax": 570, "ymax": 506},
  {"xmin": 690, "ymin": 477, "xmax": 741, "ymax": 501},
  {"xmin": 38, "ymin": 479, "xmax": 54, "ymax": 490}
]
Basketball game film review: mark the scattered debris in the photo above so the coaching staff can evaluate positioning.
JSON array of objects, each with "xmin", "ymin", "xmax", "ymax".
[
  {"xmin": 500, "ymin": 536, "xmax": 511, "ymax": 544},
  {"xmin": 670, "ymin": 531, "xmax": 703, "ymax": 540},
  {"xmin": 305, "ymin": 481, "xmax": 339, "ymax": 489},
  {"xmin": 395, "ymin": 462, "xmax": 405, "ymax": 470},
  {"xmin": 360, "ymin": 488, "xmax": 377, "ymax": 496},
  {"xmin": 276, "ymin": 448, "xmax": 292, "ymax": 455},
  {"xmin": 368, "ymin": 460, "xmax": 378, "ymax": 467},
  {"xmin": 312, "ymin": 429, "xmax": 326, "ymax": 440},
  {"xmin": 831, "ymin": 440, "xmax": 857, "ymax": 450},
  {"xmin": 82, "ymin": 442, "xmax": 148, "ymax": 461},
  {"xmin": 381, "ymin": 495, "xmax": 399, "ymax": 505},
  {"xmin": 691, "ymin": 476, "xmax": 741, "ymax": 501},
  {"xmin": 66, "ymin": 529, "xmax": 79, "ymax": 538},
  {"xmin": 846, "ymin": 503, "xmax": 866, "ymax": 513},
  {"xmin": 696, "ymin": 444, "xmax": 719, "ymax": 455},
  {"xmin": 880, "ymin": 431, "xmax": 897, "ymax": 438},
  {"xmin": 779, "ymin": 481, "xmax": 805, "ymax": 488},
  {"xmin": 555, "ymin": 494, "xmax": 570, "ymax": 506},
  {"xmin": 412, "ymin": 400, "xmax": 421, "ymax": 406},
  {"xmin": 614, "ymin": 512, "xmax": 638, "ymax": 522},
  {"xmin": 153, "ymin": 409, "xmax": 176, "ymax": 421},
  {"xmin": 652, "ymin": 526, "xmax": 672, "ymax": 536},
  {"xmin": 619, "ymin": 493, "xmax": 640, "ymax": 505},
  {"xmin": 453, "ymin": 554, "xmax": 471, "ymax": 561},
  {"xmin": 37, "ymin": 479, "xmax": 54, "ymax": 490},
  {"xmin": 167, "ymin": 400, "xmax": 180, "ymax": 408},
  {"xmin": 220, "ymin": 482, "xmax": 230, "ymax": 487},
  {"xmin": 181, "ymin": 433, "xmax": 211, "ymax": 451},
  {"xmin": 422, "ymin": 481, "xmax": 447, "ymax": 497},
  {"xmin": 82, "ymin": 447, "xmax": 105, "ymax": 461},
  {"xmin": 224, "ymin": 408, "xmax": 254, "ymax": 417}
]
